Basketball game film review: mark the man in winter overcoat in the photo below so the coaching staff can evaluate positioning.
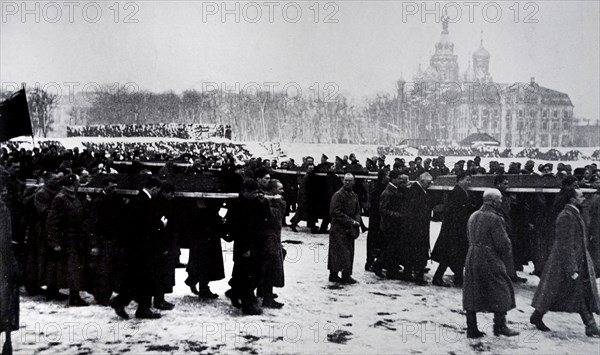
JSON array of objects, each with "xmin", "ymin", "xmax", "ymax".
[
  {"xmin": 111, "ymin": 177, "xmax": 165, "ymax": 319},
  {"xmin": 431, "ymin": 171, "xmax": 473, "ymax": 287},
  {"xmin": 46, "ymin": 174, "xmax": 89, "ymax": 307},
  {"xmin": 530, "ymin": 188, "xmax": 600, "ymax": 337},
  {"xmin": 372, "ymin": 171, "xmax": 409, "ymax": 280},
  {"xmin": 328, "ymin": 173, "xmax": 362, "ymax": 284},
  {"xmin": 463, "ymin": 189, "xmax": 519, "ymax": 338},
  {"xmin": 1, "ymin": 183, "xmax": 19, "ymax": 355},
  {"xmin": 405, "ymin": 172, "xmax": 433, "ymax": 285},
  {"xmin": 224, "ymin": 179, "xmax": 270, "ymax": 315}
]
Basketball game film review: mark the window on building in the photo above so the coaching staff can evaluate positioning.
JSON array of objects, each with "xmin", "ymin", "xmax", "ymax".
[
  {"xmin": 506, "ymin": 110, "xmax": 511, "ymax": 118},
  {"xmin": 552, "ymin": 122, "xmax": 559, "ymax": 130},
  {"xmin": 542, "ymin": 121, "xmax": 548, "ymax": 130},
  {"xmin": 563, "ymin": 121, "xmax": 570, "ymax": 130},
  {"xmin": 530, "ymin": 110, "xmax": 537, "ymax": 118},
  {"xmin": 542, "ymin": 110, "xmax": 547, "ymax": 118},
  {"xmin": 519, "ymin": 110, "xmax": 523, "ymax": 117},
  {"xmin": 563, "ymin": 111, "xmax": 569, "ymax": 119},
  {"xmin": 553, "ymin": 110, "xmax": 558, "ymax": 118},
  {"xmin": 494, "ymin": 109, "xmax": 499, "ymax": 117}
]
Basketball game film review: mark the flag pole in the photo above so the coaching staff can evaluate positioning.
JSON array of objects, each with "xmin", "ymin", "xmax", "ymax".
[{"xmin": 21, "ymin": 82, "xmax": 35, "ymax": 147}]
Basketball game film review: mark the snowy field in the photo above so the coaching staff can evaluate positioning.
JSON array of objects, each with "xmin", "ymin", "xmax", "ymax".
[{"xmin": 9, "ymin": 220, "xmax": 600, "ymax": 355}]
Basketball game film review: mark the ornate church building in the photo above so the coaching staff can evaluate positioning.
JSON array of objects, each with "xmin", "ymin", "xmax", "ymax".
[{"xmin": 399, "ymin": 19, "xmax": 574, "ymax": 147}]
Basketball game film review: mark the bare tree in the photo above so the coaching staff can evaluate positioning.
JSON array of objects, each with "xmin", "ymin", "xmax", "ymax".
[{"xmin": 27, "ymin": 87, "xmax": 59, "ymax": 138}]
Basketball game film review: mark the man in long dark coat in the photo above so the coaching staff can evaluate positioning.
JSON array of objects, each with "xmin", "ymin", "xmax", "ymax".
[
  {"xmin": 431, "ymin": 171, "xmax": 473, "ymax": 287},
  {"xmin": 259, "ymin": 179, "xmax": 286, "ymax": 308},
  {"xmin": 583, "ymin": 180, "xmax": 600, "ymax": 275},
  {"xmin": 365, "ymin": 169, "xmax": 388, "ymax": 272},
  {"xmin": 463, "ymin": 189, "xmax": 519, "ymax": 338},
  {"xmin": 289, "ymin": 164, "xmax": 314, "ymax": 232},
  {"xmin": 328, "ymin": 173, "xmax": 362, "ymax": 284},
  {"xmin": 372, "ymin": 171, "xmax": 409, "ymax": 280},
  {"xmin": 185, "ymin": 199, "xmax": 225, "ymax": 299},
  {"xmin": 152, "ymin": 183, "xmax": 178, "ymax": 310},
  {"xmin": 405, "ymin": 172, "xmax": 433, "ymax": 285},
  {"xmin": 87, "ymin": 178, "xmax": 124, "ymax": 306},
  {"xmin": 111, "ymin": 178, "xmax": 165, "ymax": 319},
  {"xmin": 1, "ymin": 183, "xmax": 19, "ymax": 355},
  {"xmin": 224, "ymin": 179, "xmax": 269, "ymax": 315},
  {"xmin": 530, "ymin": 188, "xmax": 600, "ymax": 337},
  {"xmin": 46, "ymin": 174, "xmax": 89, "ymax": 306},
  {"xmin": 23, "ymin": 172, "xmax": 61, "ymax": 297}
]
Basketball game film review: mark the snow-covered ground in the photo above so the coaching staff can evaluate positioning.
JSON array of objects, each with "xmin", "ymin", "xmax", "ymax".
[{"xmin": 10, "ymin": 220, "xmax": 600, "ymax": 354}]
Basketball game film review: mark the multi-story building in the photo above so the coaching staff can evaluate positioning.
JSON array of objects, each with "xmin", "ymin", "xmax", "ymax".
[{"xmin": 400, "ymin": 19, "xmax": 575, "ymax": 147}]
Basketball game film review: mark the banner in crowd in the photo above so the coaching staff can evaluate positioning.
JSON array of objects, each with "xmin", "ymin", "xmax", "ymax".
[{"xmin": 0, "ymin": 89, "xmax": 33, "ymax": 142}]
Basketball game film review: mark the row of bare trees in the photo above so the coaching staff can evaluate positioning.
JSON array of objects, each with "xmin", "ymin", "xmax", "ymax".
[{"xmin": 3, "ymin": 84, "xmax": 451, "ymax": 143}]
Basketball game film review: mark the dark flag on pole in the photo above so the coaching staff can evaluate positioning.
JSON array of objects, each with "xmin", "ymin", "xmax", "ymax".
[{"xmin": 0, "ymin": 89, "xmax": 33, "ymax": 142}]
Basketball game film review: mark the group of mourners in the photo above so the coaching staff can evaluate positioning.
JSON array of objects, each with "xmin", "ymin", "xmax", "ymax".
[
  {"xmin": 1, "ymin": 144, "xmax": 600, "ymax": 355},
  {"xmin": 315, "ymin": 164, "xmax": 600, "ymax": 339}
]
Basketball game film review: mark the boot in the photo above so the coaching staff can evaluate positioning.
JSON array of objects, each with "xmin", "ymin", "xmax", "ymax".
[
  {"xmin": 198, "ymin": 284, "xmax": 219, "ymax": 299},
  {"xmin": 329, "ymin": 272, "xmax": 342, "ymax": 283},
  {"xmin": 184, "ymin": 278, "xmax": 199, "ymax": 295},
  {"xmin": 46, "ymin": 288, "xmax": 68, "ymax": 301},
  {"xmin": 466, "ymin": 311, "xmax": 486, "ymax": 339},
  {"xmin": 341, "ymin": 272, "xmax": 358, "ymax": 284},
  {"xmin": 530, "ymin": 310, "xmax": 551, "ymax": 332},
  {"xmin": 225, "ymin": 289, "xmax": 242, "ymax": 308},
  {"xmin": 68, "ymin": 291, "xmax": 89, "ymax": 307},
  {"xmin": 581, "ymin": 310, "xmax": 600, "ymax": 337},
  {"xmin": 262, "ymin": 295, "xmax": 284, "ymax": 309},
  {"xmin": 493, "ymin": 313, "xmax": 519, "ymax": 337},
  {"xmin": 153, "ymin": 294, "xmax": 175, "ymax": 310},
  {"xmin": 135, "ymin": 308, "xmax": 161, "ymax": 319},
  {"xmin": 289, "ymin": 224, "xmax": 298, "ymax": 232},
  {"xmin": 110, "ymin": 297, "xmax": 129, "ymax": 320},
  {"xmin": 241, "ymin": 297, "xmax": 263, "ymax": 315}
]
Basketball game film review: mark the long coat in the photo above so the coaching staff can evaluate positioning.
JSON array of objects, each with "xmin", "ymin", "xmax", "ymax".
[
  {"xmin": 406, "ymin": 182, "xmax": 432, "ymax": 267},
  {"xmin": 23, "ymin": 185, "xmax": 59, "ymax": 289},
  {"xmin": 584, "ymin": 193, "xmax": 600, "ymax": 275},
  {"xmin": 463, "ymin": 204, "xmax": 516, "ymax": 313},
  {"xmin": 379, "ymin": 184, "xmax": 409, "ymax": 265},
  {"xmin": 186, "ymin": 201, "xmax": 226, "ymax": 284},
  {"xmin": 154, "ymin": 194, "xmax": 180, "ymax": 294},
  {"xmin": 119, "ymin": 190, "xmax": 164, "ymax": 296},
  {"xmin": 0, "ymin": 199, "xmax": 19, "ymax": 332},
  {"xmin": 46, "ymin": 188, "xmax": 88, "ymax": 290},
  {"xmin": 260, "ymin": 197, "xmax": 287, "ymax": 288},
  {"xmin": 431, "ymin": 185, "xmax": 473, "ymax": 269},
  {"xmin": 328, "ymin": 188, "xmax": 361, "ymax": 274},
  {"xmin": 87, "ymin": 192, "xmax": 125, "ymax": 300},
  {"xmin": 532, "ymin": 205, "xmax": 600, "ymax": 314}
]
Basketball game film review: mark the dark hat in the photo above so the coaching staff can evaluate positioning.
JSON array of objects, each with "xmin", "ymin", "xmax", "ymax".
[
  {"xmin": 322, "ymin": 154, "xmax": 329, "ymax": 160},
  {"xmin": 60, "ymin": 173, "xmax": 79, "ymax": 187},
  {"xmin": 366, "ymin": 158, "xmax": 375, "ymax": 165},
  {"xmin": 457, "ymin": 160, "xmax": 465, "ymax": 165}
]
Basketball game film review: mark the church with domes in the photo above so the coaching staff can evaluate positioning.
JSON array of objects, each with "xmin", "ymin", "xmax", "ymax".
[{"xmin": 397, "ymin": 18, "xmax": 574, "ymax": 147}]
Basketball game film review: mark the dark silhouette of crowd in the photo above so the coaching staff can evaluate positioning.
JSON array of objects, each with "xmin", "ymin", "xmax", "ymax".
[{"xmin": 67, "ymin": 124, "xmax": 231, "ymax": 140}]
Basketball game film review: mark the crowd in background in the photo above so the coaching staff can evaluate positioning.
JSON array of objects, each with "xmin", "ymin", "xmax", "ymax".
[{"xmin": 67, "ymin": 124, "xmax": 230, "ymax": 140}]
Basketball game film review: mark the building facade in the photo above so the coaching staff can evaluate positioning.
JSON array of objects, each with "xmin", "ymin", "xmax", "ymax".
[{"xmin": 400, "ymin": 19, "xmax": 575, "ymax": 147}]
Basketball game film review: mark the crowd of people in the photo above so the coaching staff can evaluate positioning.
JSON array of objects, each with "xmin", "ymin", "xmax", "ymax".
[
  {"xmin": 1, "ymin": 143, "xmax": 600, "ymax": 354},
  {"xmin": 382, "ymin": 145, "xmax": 600, "ymax": 161},
  {"xmin": 67, "ymin": 124, "xmax": 230, "ymax": 140}
]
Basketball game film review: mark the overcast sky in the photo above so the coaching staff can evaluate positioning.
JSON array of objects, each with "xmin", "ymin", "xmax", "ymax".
[{"xmin": 1, "ymin": 1, "xmax": 598, "ymax": 121}]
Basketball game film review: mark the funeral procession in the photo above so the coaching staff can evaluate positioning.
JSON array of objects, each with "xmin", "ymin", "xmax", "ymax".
[{"xmin": 0, "ymin": 1, "xmax": 599, "ymax": 354}]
